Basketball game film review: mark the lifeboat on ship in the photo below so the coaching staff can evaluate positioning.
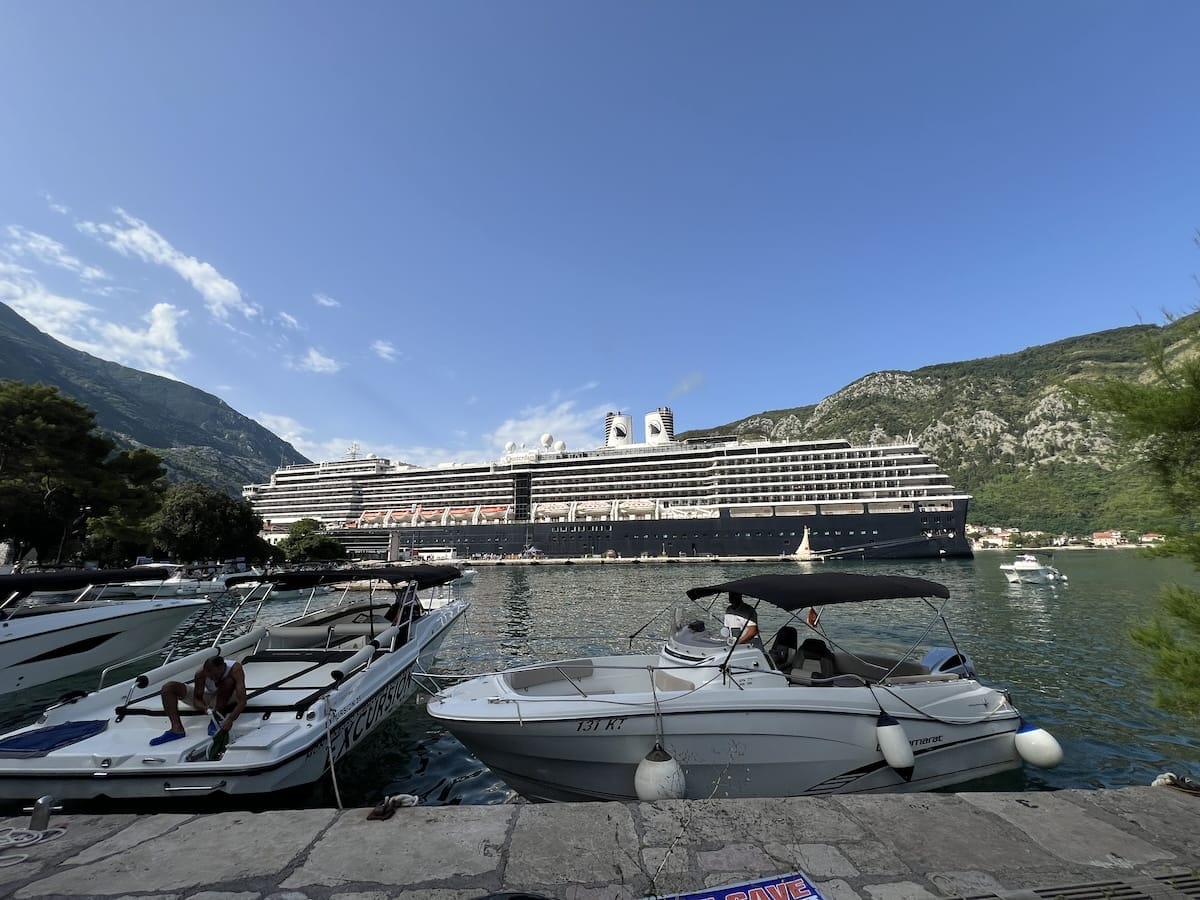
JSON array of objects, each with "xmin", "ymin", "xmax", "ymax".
[
  {"xmin": 479, "ymin": 506, "xmax": 509, "ymax": 521},
  {"xmin": 448, "ymin": 507, "xmax": 477, "ymax": 522},
  {"xmin": 360, "ymin": 511, "xmax": 387, "ymax": 526},
  {"xmin": 576, "ymin": 500, "xmax": 612, "ymax": 518},
  {"xmin": 536, "ymin": 502, "xmax": 571, "ymax": 520},
  {"xmin": 618, "ymin": 499, "xmax": 656, "ymax": 518},
  {"xmin": 417, "ymin": 507, "xmax": 444, "ymax": 523}
]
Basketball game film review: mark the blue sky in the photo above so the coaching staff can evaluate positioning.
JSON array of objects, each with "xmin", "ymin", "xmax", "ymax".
[{"xmin": 2, "ymin": 3, "xmax": 1197, "ymax": 468}]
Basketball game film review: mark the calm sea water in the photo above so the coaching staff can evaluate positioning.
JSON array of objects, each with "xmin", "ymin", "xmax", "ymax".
[{"xmin": 4, "ymin": 550, "xmax": 1199, "ymax": 811}]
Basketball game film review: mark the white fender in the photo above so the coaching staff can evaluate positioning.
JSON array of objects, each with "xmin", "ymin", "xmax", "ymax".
[
  {"xmin": 876, "ymin": 713, "xmax": 914, "ymax": 781},
  {"xmin": 634, "ymin": 742, "xmax": 686, "ymax": 800},
  {"xmin": 1014, "ymin": 720, "xmax": 1063, "ymax": 769}
]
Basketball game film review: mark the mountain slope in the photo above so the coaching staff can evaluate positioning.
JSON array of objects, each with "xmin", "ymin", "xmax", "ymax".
[
  {"xmin": 0, "ymin": 302, "xmax": 309, "ymax": 494},
  {"xmin": 682, "ymin": 319, "xmax": 1194, "ymax": 535}
]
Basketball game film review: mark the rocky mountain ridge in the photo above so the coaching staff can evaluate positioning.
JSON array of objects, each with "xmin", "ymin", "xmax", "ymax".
[{"xmin": 683, "ymin": 321, "xmax": 1188, "ymax": 535}]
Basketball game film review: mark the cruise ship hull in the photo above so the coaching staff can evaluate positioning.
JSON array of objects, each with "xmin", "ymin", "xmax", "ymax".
[
  {"xmin": 330, "ymin": 503, "xmax": 972, "ymax": 561},
  {"xmin": 246, "ymin": 406, "xmax": 973, "ymax": 562}
]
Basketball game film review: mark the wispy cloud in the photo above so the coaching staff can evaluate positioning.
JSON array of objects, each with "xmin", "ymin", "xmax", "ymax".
[
  {"xmin": 482, "ymin": 399, "xmax": 613, "ymax": 456},
  {"xmin": 255, "ymin": 413, "xmax": 365, "ymax": 464},
  {"xmin": 79, "ymin": 209, "xmax": 259, "ymax": 322},
  {"xmin": 0, "ymin": 267, "xmax": 189, "ymax": 377},
  {"xmin": 6, "ymin": 226, "xmax": 109, "ymax": 281},
  {"xmin": 371, "ymin": 339, "xmax": 396, "ymax": 361},
  {"xmin": 671, "ymin": 371, "xmax": 705, "ymax": 397},
  {"xmin": 314, "ymin": 292, "xmax": 340, "ymax": 308},
  {"xmin": 296, "ymin": 347, "xmax": 341, "ymax": 374},
  {"xmin": 43, "ymin": 193, "xmax": 69, "ymax": 215},
  {"xmin": 279, "ymin": 311, "xmax": 300, "ymax": 330}
]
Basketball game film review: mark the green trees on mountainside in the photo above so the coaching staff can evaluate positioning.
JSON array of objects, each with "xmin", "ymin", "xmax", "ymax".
[
  {"xmin": 969, "ymin": 463, "xmax": 1171, "ymax": 537},
  {"xmin": 1074, "ymin": 305, "xmax": 1200, "ymax": 716},
  {"xmin": 0, "ymin": 382, "xmax": 164, "ymax": 563},
  {"xmin": 0, "ymin": 380, "xmax": 273, "ymax": 566}
]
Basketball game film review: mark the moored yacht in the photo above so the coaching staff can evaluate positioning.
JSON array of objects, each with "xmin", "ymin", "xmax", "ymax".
[
  {"xmin": 1000, "ymin": 553, "xmax": 1067, "ymax": 585},
  {"xmin": 0, "ymin": 568, "xmax": 209, "ymax": 696},
  {"xmin": 0, "ymin": 565, "xmax": 468, "ymax": 802},
  {"xmin": 428, "ymin": 572, "xmax": 1062, "ymax": 802}
]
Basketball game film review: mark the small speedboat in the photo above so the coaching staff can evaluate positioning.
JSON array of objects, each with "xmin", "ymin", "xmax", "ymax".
[
  {"xmin": 0, "ymin": 565, "xmax": 468, "ymax": 802},
  {"xmin": 1000, "ymin": 553, "xmax": 1067, "ymax": 585},
  {"xmin": 0, "ymin": 568, "xmax": 209, "ymax": 696},
  {"xmin": 428, "ymin": 572, "xmax": 1062, "ymax": 802}
]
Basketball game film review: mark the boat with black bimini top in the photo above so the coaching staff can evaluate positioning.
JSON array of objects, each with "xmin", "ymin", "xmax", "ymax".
[
  {"xmin": 427, "ymin": 572, "xmax": 1062, "ymax": 802},
  {"xmin": 0, "ymin": 565, "xmax": 467, "ymax": 802},
  {"xmin": 0, "ymin": 568, "xmax": 209, "ymax": 697}
]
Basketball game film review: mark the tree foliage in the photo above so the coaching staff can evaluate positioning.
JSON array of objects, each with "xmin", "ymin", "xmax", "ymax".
[
  {"xmin": 277, "ymin": 518, "xmax": 347, "ymax": 563},
  {"xmin": 1073, "ymin": 299, "xmax": 1200, "ymax": 716},
  {"xmin": 148, "ymin": 482, "xmax": 272, "ymax": 562},
  {"xmin": 0, "ymin": 381, "xmax": 165, "ymax": 563}
]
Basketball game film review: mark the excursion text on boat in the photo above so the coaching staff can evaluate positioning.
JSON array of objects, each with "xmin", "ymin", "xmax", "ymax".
[{"xmin": 0, "ymin": 565, "xmax": 468, "ymax": 802}]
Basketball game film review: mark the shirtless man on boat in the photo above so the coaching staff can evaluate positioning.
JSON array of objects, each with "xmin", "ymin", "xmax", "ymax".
[{"xmin": 150, "ymin": 654, "xmax": 247, "ymax": 746}]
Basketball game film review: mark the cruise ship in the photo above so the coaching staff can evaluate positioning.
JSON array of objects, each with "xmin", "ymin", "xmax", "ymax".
[{"xmin": 243, "ymin": 407, "xmax": 972, "ymax": 561}]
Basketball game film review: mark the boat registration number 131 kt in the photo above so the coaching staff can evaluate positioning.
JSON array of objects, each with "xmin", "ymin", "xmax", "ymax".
[{"xmin": 576, "ymin": 717, "xmax": 626, "ymax": 732}]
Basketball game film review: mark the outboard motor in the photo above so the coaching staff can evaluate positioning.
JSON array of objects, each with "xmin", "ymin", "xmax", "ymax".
[{"xmin": 920, "ymin": 647, "xmax": 976, "ymax": 678}]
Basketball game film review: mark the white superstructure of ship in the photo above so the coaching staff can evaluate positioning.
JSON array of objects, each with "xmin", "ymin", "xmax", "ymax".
[{"xmin": 244, "ymin": 407, "xmax": 971, "ymax": 560}]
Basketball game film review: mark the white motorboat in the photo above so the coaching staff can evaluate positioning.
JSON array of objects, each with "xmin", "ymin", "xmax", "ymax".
[
  {"xmin": 428, "ymin": 572, "xmax": 1062, "ymax": 802},
  {"xmin": 224, "ymin": 567, "xmax": 337, "ymax": 602},
  {"xmin": 114, "ymin": 563, "xmax": 220, "ymax": 598},
  {"xmin": 0, "ymin": 568, "xmax": 210, "ymax": 697},
  {"xmin": 1000, "ymin": 553, "xmax": 1067, "ymax": 585},
  {"xmin": 0, "ymin": 565, "xmax": 468, "ymax": 802}
]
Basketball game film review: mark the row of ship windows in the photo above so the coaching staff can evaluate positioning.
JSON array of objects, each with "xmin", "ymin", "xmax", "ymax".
[
  {"xmin": 252, "ymin": 488, "xmax": 943, "ymax": 516},
  {"xmin": 256, "ymin": 484, "xmax": 945, "ymax": 506},
  {"xmin": 272, "ymin": 464, "xmax": 939, "ymax": 489},
  {"xmin": 546, "ymin": 526, "xmax": 884, "ymax": 537},
  {"xmin": 261, "ymin": 475, "xmax": 946, "ymax": 498}
]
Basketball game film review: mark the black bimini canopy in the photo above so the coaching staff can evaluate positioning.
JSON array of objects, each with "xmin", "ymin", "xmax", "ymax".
[
  {"xmin": 685, "ymin": 572, "xmax": 950, "ymax": 612},
  {"xmin": 1, "ymin": 567, "xmax": 172, "ymax": 601},
  {"xmin": 224, "ymin": 564, "xmax": 461, "ymax": 593}
]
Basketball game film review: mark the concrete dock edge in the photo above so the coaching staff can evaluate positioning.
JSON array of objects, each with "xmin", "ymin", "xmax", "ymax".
[{"xmin": 1, "ymin": 787, "xmax": 1197, "ymax": 900}]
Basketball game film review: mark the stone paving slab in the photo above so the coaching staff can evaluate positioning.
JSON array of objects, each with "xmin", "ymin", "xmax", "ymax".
[{"xmin": 0, "ymin": 787, "xmax": 1194, "ymax": 899}]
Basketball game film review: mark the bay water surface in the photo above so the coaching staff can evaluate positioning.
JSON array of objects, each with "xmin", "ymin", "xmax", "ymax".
[{"xmin": 4, "ymin": 550, "xmax": 1198, "ymax": 811}]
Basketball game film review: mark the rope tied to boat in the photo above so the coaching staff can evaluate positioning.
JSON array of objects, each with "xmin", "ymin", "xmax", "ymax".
[
  {"xmin": 323, "ymin": 696, "xmax": 344, "ymax": 810},
  {"xmin": 0, "ymin": 825, "xmax": 66, "ymax": 868}
]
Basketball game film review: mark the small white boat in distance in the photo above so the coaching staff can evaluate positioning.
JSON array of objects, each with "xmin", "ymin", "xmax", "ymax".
[
  {"xmin": 428, "ymin": 572, "xmax": 1062, "ymax": 802},
  {"xmin": 0, "ymin": 568, "xmax": 209, "ymax": 696},
  {"xmin": 0, "ymin": 565, "xmax": 468, "ymax": 803},
  {"xmin": 1000, "ymin": 553, "xmax": 1068, "ymax": 585}
]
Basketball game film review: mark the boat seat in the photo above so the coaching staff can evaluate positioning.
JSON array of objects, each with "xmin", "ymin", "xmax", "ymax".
[
  {"xmin": 507, "ymin": 660, "xmax": 593, "ymax": 690},
  {"xmin": 256, "ymin": 624, "xmax": 385, "ymax": 651},
  {"xmin": 653, "ymin": 669, "xmax": 693, "ymax": 692},
  {"xmin": 769, "ymin": 625, "xmax": 799, "ymax": 671},
  {"xmin": 796, "ymin": 638, "xmax": 836, "ymax": 677}
]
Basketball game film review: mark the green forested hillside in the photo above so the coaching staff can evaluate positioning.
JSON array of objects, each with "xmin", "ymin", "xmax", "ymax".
[{"xmin": 0, "ymin": 303, "xmax": 308, "ymax": 495}]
